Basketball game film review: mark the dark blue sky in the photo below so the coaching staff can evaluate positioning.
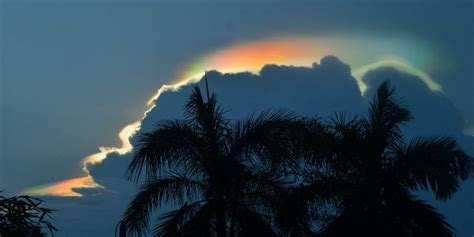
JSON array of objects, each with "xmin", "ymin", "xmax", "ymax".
[{"xmin": 1, "ymin": 0, "xmax": 473, "ymax": 236}]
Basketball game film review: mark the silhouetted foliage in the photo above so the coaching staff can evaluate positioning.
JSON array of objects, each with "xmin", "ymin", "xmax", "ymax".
[
  {"xmin": 124, "ymin": 86, "xmax": 298, "ymax": 237},
  {"xmin": 0, "ymin": 193, "xmax": 56, "ymax": 237},
  {"xmin": 319, "ymin": 81, "xmax": 472, "ymax": 236},
  {"xmin": 124, "ymin": 82, "xmax": 472, "ymax": 237}
]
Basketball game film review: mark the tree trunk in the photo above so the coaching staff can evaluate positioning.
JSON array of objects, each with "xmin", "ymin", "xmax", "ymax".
[
  {"xmin": 229, "ymin": 218, "xmax": 235, "ymax": 237},
  {"xmin": 216, "ymin": 207, "xmax": 226, "ymax": 237}
]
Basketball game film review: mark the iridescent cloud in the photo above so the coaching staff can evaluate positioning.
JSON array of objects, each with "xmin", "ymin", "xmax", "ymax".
[{"xmin": 25, "ymin": 35, "xmax": 442, "ymax": 197}]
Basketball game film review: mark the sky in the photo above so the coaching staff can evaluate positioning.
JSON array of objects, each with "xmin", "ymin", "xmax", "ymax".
[{"xmin": 1, "ymin": 0, "xmax": 473, "ymax": 236}]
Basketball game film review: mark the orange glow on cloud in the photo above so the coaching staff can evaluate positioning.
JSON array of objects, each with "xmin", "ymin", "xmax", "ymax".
[
  {"xmin": 24, "ymin": 176, "xmax": 100, "ymax": 197},
  {"xmin": 82, "ymin": 121, "xmax": 141, "ymax": 171},
  {"xmin": 207, "ymin": 39, "xmax": 317, "ymax": 69},
  {"xmin": 176, "ymin": 37, "xmax": 333, "ymax": 86},
  {"xmin": 24, "ymin": 121, "xmax": 141, "ymax": 197},
  {"xmin": 24, "ymin": 37, "xmax": 338, "ymax": 197}
]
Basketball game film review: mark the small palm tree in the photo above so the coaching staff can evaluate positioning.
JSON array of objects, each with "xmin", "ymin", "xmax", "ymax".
[
  {"xmin": 319, "ymin": 81, "xmax": 472, "ymax": 236},
  {"xmin": 0, "ymin": 193, "xmax": 56, "ymax": 237},
  {"xmin": 123, "ymin": 86, "xmax": 297, "ymax": 237}
]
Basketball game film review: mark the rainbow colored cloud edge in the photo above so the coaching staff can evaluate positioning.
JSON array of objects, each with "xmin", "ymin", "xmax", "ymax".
[{"xmin": 24, "ymin": 35, "xmax": 442, "ymax": 197}]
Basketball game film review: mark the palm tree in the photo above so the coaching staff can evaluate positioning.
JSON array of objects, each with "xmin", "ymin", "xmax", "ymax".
[
  {"xmin": 123, "ymin": 86, "xmax": 298, "ymax": 237},
  {"xmin": 317, "ymin": 81, "xmax": 472, "ymax": 236}
]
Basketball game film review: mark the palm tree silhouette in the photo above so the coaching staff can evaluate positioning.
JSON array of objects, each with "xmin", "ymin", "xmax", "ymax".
[
  {"xmin": 123, "ymin": 82, "xmax": 471, "ymax": 237},
  {"xmin": 318, "ymin": 81, "xmax": 472, "ymax": 236},
  {"xmin": 123, "ymin": 86, "xmax": 297, "ymax": 237}
]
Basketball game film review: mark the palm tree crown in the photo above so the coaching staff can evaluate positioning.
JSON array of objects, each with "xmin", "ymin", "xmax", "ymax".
[
  {"xmin": 124, "ymin": 86, "xmax": 297, "ymax": 237},
  {"xmin": 320, "ymin": 81, "xmax": 472, "ymax": 236},
  {"xmin": 123, "ymin": 81, "xmax": 472, "ymax": 237}
]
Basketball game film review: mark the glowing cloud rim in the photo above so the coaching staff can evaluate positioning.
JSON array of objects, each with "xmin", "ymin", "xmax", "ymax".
[
  {"xmin": 353, "ymin": 56, "xmax": 442, "ymax": 94},
  {"xmin": 23, "ymin": 36, "xmax": 442, "ymax": 197}
]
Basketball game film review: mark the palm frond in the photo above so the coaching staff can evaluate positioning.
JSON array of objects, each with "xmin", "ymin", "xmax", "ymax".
[
  {"xmin": 230, "ymin": 109, "xmax": 298, "ymax": 169},
  {"xmin": 123, "ymin": 176, "xmax": 204, "ymax": 236},
  {"xmin": 392, "ymin": 136, "xmax": 472, "ymax": 200},
  {"xmin": 172, "ymin": 203, "xmax": 212, "ymax": 237},
  {"xmin": 383, "ymin": 190, "xmax": 455, "ymax": 237},
  {"xmin": 299, "ymin": 118, "xmax": 335, "ymax": 166},
  {"xmin": 328, "ymin": 113, "xmax": 366, "ymax": 175},
  {"xmin": 246, "ymin": 166, "xmax": 288, "ymax": 192},
  {"xmin": 152, "ymin": 201, "xmax": 204, "ymax": 237},
  {"xmin": 273, "ymin": 186, "xmax": 315, "ymax": 237},
  {"xmin": 367, "ymin": 81, "xmax": 412, "ymax": 150},
  {"xmin": 184, "ymin": 86, "xmax": 228, "ymax": 142},
  {"xmin": 273, "ymin": 174, "xmax": 349, "ymax": 236},
  {"xmin": 184, "ymin": 86, "xmax": 206, "ymax": 123},
  {"xmin": 0, "ymin": 194, "xmax": 56, "ymax": 236},
  {"xmin": 330, "ymin": 112, "xmax": 365, "ymax": 143},
  {"xmin": 126, "ymin": 120, "xmax": 204, "ymax": 182},
  {"xmin": 233, "ymin": 207, "xmax": 278, "ymax": 237}
]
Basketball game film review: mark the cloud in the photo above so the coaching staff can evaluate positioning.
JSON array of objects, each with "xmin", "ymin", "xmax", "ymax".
[
  {"xmin": 89, "ymin": 55, "xmax": 365, "ymax": 186},
  {"xmin": 18, "ymin": 35, "xmax": 456, "ymax": 197},
  {"xmin": 362, "ymin": 66, "xmax": 464, "ymax": 137},
  {"xmin": 47, "ymin": 56, "xmax": 367, "ymax": 236},
  {"xmin": 41, "ymin": 56, "xmax": 473, "ymax": 236}
]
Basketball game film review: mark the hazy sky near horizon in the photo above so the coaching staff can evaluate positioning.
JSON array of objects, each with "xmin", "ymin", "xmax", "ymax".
[{"xmin": 1, "ymin": 0, "xmax": 473, "ymax": 236}]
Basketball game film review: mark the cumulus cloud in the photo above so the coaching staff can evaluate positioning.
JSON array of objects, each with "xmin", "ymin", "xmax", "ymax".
[
  {"xmin": 56, "ymin": 56, "xmax": 473, "ymax": 236},
  {"xmin": 362, "ymin": 67, "xmax": 464, "ymax": 137},
  {"xmin": 90, "ymin": 56, "xmax": 365, "ymax": 181}
]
